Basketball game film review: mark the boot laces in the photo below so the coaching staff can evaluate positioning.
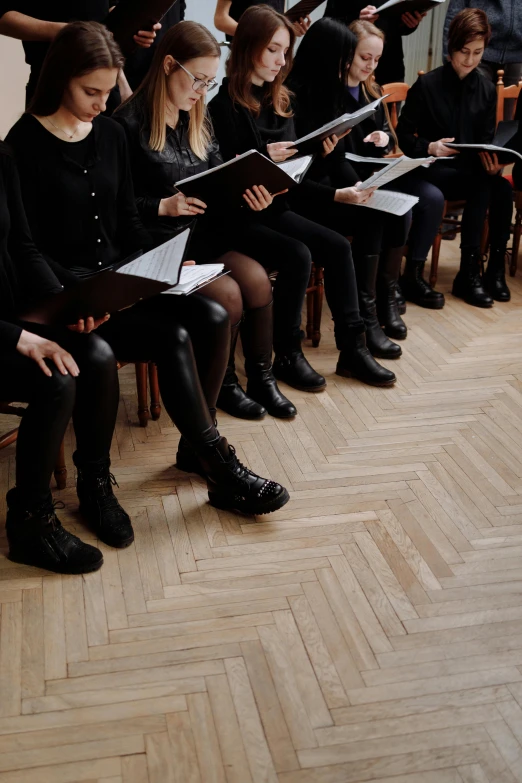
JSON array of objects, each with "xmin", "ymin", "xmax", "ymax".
[
  {"xmin": 41, "ymin": 501, "xmax": 72, "ymax": 546},
  {"xmin": 93, "ymin": 473, "xmax": 127, "ymax": 524}
]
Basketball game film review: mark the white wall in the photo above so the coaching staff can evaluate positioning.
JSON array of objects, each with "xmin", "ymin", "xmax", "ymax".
[{"xmin": 0, "ymin": 35, "xmax": 29, "ymax": 138}]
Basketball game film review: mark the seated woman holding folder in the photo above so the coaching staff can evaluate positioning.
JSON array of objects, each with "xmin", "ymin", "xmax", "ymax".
[
  {"xmin": 115, "ymin": 21, "xmax": 297, "ymax": 421},
  {"xmin": 396, "ymin": 8, "xmax": 513, "ymax": 307},
  {"xmin": 209, "ymin": 5, "xmax": 396, "ymax": 388},
  {"xmin": 344, "ymin": 19, "xmax": 446, "ymax": 311},
  {"xmin": 0, "ymin": 140, "xmax": 130, "ymax": 574},
  {"xmin": 6, "ymin": 21, "xmax": 290, "ymax": 517}
]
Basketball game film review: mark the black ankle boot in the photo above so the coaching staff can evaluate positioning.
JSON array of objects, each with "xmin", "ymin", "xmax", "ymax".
[
  {"xmin": 377, "ymin": 247, "xmax": 407, "ymax": 340},
  {"xmin": 74, "ymin": 453, "xmax": 134, "ymax": 548},
  {"xmin": 242, "ymin": 302, "xmax": 296, "ymax": 418},
  {"xmin": 6, "ymin": 488, "xmax": 103, "ymax": 574},
  {"xmin": 198, "ymin": 436, "xmax": 290, "ymax": 515},
  {"xmin": 354, "ymin": 254, "xmax": 402, "ymax": 359},
  {"xmin": 336, "ymin": 324, "xmax": 396, "ymax": 387},
  {"xmin": 452, "ymin": 248, "xmax": 493, "ymax": 308},
  {"xmin": 400, "ymin": 257, "xmax": 445, "ymax": 310},
  {"xmin": 273, "ymin": 334, "xmax": 326, "ymax": 392},
  {"xmin": 395, "ymin": 283, "xmax": 406, "ymax": 315},
  {"xmin": 176, "ymin": 436, "xmax": 206, "ymax": 477},
  {"xmin": 483, "ymin": 246, "xmax": 511, "ymax": 302},
  {"xmin": 217, "ymin": 321, "xmax": 266, "ymax": 420}
]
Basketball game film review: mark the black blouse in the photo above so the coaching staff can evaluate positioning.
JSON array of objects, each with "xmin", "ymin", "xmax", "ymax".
[
  {"xmin": 5, "ymin": 114, "xmax": 151, "ymax": 281},
  {"xmin": 396, "ymin": 61, "xmax": 497, "ymax": 159},
  {"xmin": 0, "ymin": 146, "xmax": 62, "ymax": 354}
]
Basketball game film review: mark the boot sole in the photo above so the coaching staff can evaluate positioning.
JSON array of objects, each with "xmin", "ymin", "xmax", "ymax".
[
  {"xmin": 452, "ymin": 291, "xmax": 493, "ymax": 308},
  {"xmin": 367, "ymin": 348, "xmax": 402, "ymax": 360},
  {"xmin": 335, "ymin": 367, "xmax": 396, "ymax": 387},
  {"xmin": 8, "ymin": 551, "xmax": 104, "ymax": 575},
  {"xmin": 217, "ymin": 405, "xmax": 266, "ymax": 420},
  {"xmin": 175, "ymin": 457, "xmax": 207, "ymax": 479},
  {"xmin": 382, "ymin": 329, "xmax": 407, "ymax": 341},
  {"xmin": 404, "ymin": 299, "xmax": 445, "ymax": 310},
  {"xmin": 273, "ymin": 380, "xmax": 326, "ymax": 393},
  {"xmin": 208, "ymin": 487, "xmax": 290, "ymax": 516},
  {"xmin": 78, "ymin": 505, "xmax": 135, "ymax": 549}
]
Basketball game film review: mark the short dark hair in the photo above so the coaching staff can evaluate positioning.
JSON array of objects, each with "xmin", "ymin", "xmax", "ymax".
[
  {"xmin": 28, "ymin": 21, "xmax": 124, "ymax": 116},
  {"xmin": 447, "ymin": 8, "xmax": 491, "ymax": 56}
]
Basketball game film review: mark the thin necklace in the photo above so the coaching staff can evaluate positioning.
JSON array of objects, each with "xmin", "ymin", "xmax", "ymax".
[{"xmin": 45, "ymin": 115, "xmax": 81, "ymax": 139}]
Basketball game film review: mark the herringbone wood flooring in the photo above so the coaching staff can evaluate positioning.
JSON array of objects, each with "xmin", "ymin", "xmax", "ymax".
[{"xmin": 3, "ymin": 243, "xmax": 522, "ymax": 782}]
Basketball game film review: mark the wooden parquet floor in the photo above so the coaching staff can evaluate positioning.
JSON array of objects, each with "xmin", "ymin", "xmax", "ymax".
[{"xmin": 4, "ymin": 244, "xmax": 522, "ymax": 782}]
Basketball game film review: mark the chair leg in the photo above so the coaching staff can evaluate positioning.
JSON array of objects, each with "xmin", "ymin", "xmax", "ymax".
[
  {"xmin": 148, "ymin": 363, "xmax": 161, "ymax": 421},
  {"xmin": 54, "ymin": 440, "xmax": 67, "ymax": 490},
  {"xmin": 429, "ymin": 232, "xmax": 442, "ymax": 289},
  {"xmin": 135, "ymin": 362, "xmax": 150, "ymax": 428},
  {"xmin": 306, "ymin": 288, "xmax": 314, "ymax": 340},
  {"xmin": 312, "ymin": 267, "xmax": 324, "ymax": 348},
  {"xmin": 511, "ymin": 209, "xmax": 522, "ymax": 277}
]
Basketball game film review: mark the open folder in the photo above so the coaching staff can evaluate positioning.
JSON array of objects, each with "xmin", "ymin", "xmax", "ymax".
[
  {"xmin": 104, "ymin": 0, "xmax": 179, "ymax": 56},
  {"xmin": 293, "ymin": 96, "xmax": 390, "ymax": 155},
  {"xmin": 373, "ymin": 0, "xmax": 446, "ymax": 17},
  {"xmin": 175, "ymin": 150, "xmax": 314, "ymax": 209},
  {"xmin": 22, "ymin": 228, "xmax": 225, "ymax": 326},
  {"xmin": 285, "ymin": 0, "xmax": 325, "ymax": 22}
]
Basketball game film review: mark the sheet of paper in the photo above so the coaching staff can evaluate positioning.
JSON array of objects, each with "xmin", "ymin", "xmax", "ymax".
[
  {"xmin": 356, "ymin": 155, "xmax": 437, "ymax": 190},
  {"xmin": 345, "ymin": 152, "xmax": 390, "ymax": 166},
  {"xmin": 446, "ymin": 142, "xmax": 522, "ymax": 161},
  {"xmin": 277, "ymin": 155, "xmax": 313, "ymax": 181},
  {"xmin": 357, "ymin": 190, "xmax": 419, "ymax": 216},
  {"xmin": 117, "ymin": 228, "xmax": 191, "ymax": 284},
  {"xmin": 162, "ymin": 264, "xmax": 225, "ymax": 295}
]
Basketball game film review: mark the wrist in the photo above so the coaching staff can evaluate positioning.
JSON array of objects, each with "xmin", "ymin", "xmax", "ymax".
[
  {"xmin": 48, "ymin": 21, "xmax": 65, "ymax": 39},
  {"xmin": 158, "ymin": 199, "xmax": 168, "ymax": 217}
]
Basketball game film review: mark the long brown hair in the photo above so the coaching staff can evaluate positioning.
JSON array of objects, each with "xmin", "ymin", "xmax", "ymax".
[
  {"xmin": 348, "ymin": 19, "xmax": 397, "ymax": 147},
  {"xmin": 227, "ymin": 4, "xmax": 295, "ymax": 118},
  {"xmin": 28, "ymin": 21, "xmax": 124, "ymax": 117},
  {"xmin": 122, "ymin": 21, "xmax": 220, "ymax": 158}
]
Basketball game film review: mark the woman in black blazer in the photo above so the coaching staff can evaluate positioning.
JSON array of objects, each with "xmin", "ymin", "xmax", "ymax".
[{"xmin": 396, "ymin": 8, "xmax": 514, "ymax": 307}]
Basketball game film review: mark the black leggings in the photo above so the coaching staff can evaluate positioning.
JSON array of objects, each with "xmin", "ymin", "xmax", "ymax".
[
  {"xmin": 422, "ymin": 161, "xmax": 513, "ymax": 249},
  {"xmin": 384, "ymin": 171, "xmax": 445, "ymax": 262},
  {"xmin": 233, "ymin": 209, "xmax": 363, "ymax": 350},
  {"xmin": 1, "ymin": 330, "xmax": 119, "ymax": 508}
]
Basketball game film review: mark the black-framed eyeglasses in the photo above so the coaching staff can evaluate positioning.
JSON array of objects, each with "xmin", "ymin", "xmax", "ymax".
[{"xmin": 175, "ymin": 61, "xmax": 218, "ymax": 93}]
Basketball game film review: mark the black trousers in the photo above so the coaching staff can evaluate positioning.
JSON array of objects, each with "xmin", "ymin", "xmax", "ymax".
[
  {"xmin": 390, "ymin": 170, "xmax": 446, "ymax": 262},
  {"xmin": 422, "ymin": 161, "xmax": 513, "ymax": 250},
  {"xmin": 233, "ymin": 209, "xmax": 363, "ymax": 351}
]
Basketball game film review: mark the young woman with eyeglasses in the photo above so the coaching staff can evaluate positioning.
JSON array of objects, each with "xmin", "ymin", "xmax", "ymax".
[
  {"xmin": 114, "ymin": 21, "xmax": 297, "ymax": 421},
  {"xmin": 6, "ymin": 20, "xmax": 290, "ymax": 518}
]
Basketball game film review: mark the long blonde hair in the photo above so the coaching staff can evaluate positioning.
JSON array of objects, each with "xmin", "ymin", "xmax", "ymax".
[
  {"xmin": 348, "ymin": 19, "xmax": 397, "ymax": 147},
  {"xmin": 122, "ymin": 21, "xmax": 220, "ymax": 159}
]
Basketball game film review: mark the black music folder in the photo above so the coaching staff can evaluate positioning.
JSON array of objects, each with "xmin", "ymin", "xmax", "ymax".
[
  {"xmin": 23, "ymin": 228, "xmax": 194, "ymax": 326},
  {"xmin": 285, "ymin": 0, "xmax": 324, "ymax": 22},
  {"xmin": 446, "ymin": 123, "xmax": 522, "ymax": 165},
  {"xmin": 374, "ymin": 0, "xmax": 445, "ymax": 17},
  {"xmin": 104, "ymin": 0, "xmax": 178, "ymax": 56},
  {"xmin": 175, "ymin": 150, "xmax": 313, "ymax": 208}
]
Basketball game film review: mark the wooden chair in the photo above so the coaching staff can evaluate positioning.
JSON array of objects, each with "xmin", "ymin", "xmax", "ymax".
[
  {"xmin": 134, "ymin": 362, "xmax": 161, "ymax": 427},
  {"xmin": 305, "ymin": 263, "xmax": 324, "ymax": 347},
  {"xmin": 495, "ymin": 71, "xmax": 522, "ymax": 276},
  {"xmin": 381, "ymin": 82, "xmax": 410, "ymax": 157}
]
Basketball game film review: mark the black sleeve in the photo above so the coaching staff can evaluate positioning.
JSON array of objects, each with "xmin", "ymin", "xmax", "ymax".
[
  {"xmin": 0, "ymin": 319, "xmax": 22, "ymax": 353},
  {"xmin": 208, "ymin": 98, "xmax": 250, "ymax": 161},
  {"xmin": 476, "ymin": 90, "xmax": 497, "ymax": 145},
  {"xmin": 396, "ymin": 79, "xmax": 430, "ymax": 158},
  {"xmin": 113, "ymin": 113, "xmax": 162, "ymax": 225},
  {"xmin": 115, "ymin": 124, "xmax": 153, "ymax": 254}
]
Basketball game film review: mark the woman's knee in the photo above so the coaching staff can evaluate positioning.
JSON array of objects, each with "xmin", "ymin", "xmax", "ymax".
[
  {"xmin": 76, "ymin": 333, "xmax": 117, "ymax": 374},
  {"xmin": 201, "ymin": 275, "xmax": 243, "ymax": 324},
  {"xmin": 41, "ymin": 364, "xmax": 77, "ymax": 411}
]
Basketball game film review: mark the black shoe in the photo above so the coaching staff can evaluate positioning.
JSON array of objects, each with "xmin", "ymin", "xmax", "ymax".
[
  {"xmin": 452, "ymin": 248, "xmax": 493, "ymax": 308},
  {"xmin": 242, "ymin": 302, "xmax": 297, "ymax": 418},
  {"xmin": 6, "ymin": 488, "xmax": 103, "ymax": 574},
  {"xmin": 176, "ymin": 436, "xmax": 206, "ymax": 477},
  {"xmin": 483, "ymin": 246, "xmax": 511, "ymax": 302},
  {"xmin": 273, "ymin": 348, "xmax": 326, "ymax": 392},
  {"xmin": 74, "ymin": 454, "xmax": 134, "ymax": 549},
  {"xmin": 377, "ymin": 247, "xmax": 408, "ymax": 340},
  {"xmin": 217, "ymin": 320, "xmax": 266, "ymax": 420},
  {"xmin": 199, "ymin": 436, "xmax": 290, "ymax": 515},
  {"xmin": 336, "ymin": 327, "xmax": 396, "ymax": 387},
  {"xmin": 400, "ymin": 258, "xmax": 445, "ymax": 310},
  {"xmin": 354, "ymin": 253, "xmax": 402, "ymax": 359},
  {"xmin": 395, "ymin": 283, "xmax": 407, "ymax": 315}
]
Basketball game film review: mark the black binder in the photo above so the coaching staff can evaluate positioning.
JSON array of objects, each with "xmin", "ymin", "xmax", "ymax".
[
  {"xmin": 373, "ymin": 0, "xmax": 445, "ymax": 17},
  {"xmin": 285, "ymin": 0, "xmax": 324, "ymax": 22},
  {"xmin": 293, "ymin": 97, "xmax": 388, "ymax": 155},
  {"xmin": 104, "ymin": 0, "xmax": 178, "ymax": 56}
]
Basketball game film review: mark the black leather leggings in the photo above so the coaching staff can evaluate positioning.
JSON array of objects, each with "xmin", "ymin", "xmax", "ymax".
[{"xmin": 1, "ymin": 330, "xmax": 119, "ymax": 508}]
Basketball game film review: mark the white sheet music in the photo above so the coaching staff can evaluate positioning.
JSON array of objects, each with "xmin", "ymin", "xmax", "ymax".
[
  {"xmin": 357, "ymin": 190, "xmax": 419, "ymax": 216},
  {"xmin": 116, "ymin": 228, "xmax": 191, "ymax": 284},
  {"xmin": 446, "ymin": 142, "xmax": 522, "ymax": 161},
  {"xmin": 356, "ymin": 155, "xmax": 438, "ymax": 191},
  {"xmin": 277, "ymin": 155, "xmax": 313, "ymax": 181},
  {"xmin": 162, "ymin": 264, "xmax": 225, "ymax": 295},
  {"xmin": 345, "ymin": 152, "xmax": 390, "ymax": 166}
]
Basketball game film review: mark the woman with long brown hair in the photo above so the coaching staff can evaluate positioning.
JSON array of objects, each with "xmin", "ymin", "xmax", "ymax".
[
  {"xmin": 6, "ymin": 20, "xmax": 290, "ymax": 517},
  {"xmin": 209, "ymin": 4, "xmax": 396, "ymax": 388},
  {"xmin": 114, "ymin": 20, "xmax": 297, "ymax": 420}
]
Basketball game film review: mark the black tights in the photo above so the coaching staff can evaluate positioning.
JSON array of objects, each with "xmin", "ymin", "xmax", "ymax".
[{"xmin": 1, "ymin": 330, "xmax": 119, "ymax": 508}]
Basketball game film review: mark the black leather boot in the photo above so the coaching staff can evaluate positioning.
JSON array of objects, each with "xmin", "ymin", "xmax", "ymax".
[
  {"xmin": 336, "ymin": 324, "xmax": 396, "ymax": 387},
  {"xmin": 199, "ymin": 435, "xmax": 290, "ymax": 515},
  {"xmin": 243, "ymin": 302, "xmax": 296, "ymax": 419},
  {"xmin": 452, "ymin": 248, "xmax": 493, "ymax": 308},
  {"xmin": 395, "ymin": 283, "xmax": 406, "ymax": 315},
  {"xmin": 74, "ymin": 452, "xmax": 134, "ymax": 548},
  {"xmin": 483, "ymin": 246, "xmax": 511, "ymax": 302},
  {"xmin": 377, "ymin": 247, "xmax": 407, "ymax": 340},
  {"xmin": 273, "ymin": 335, "xmax": 326, "ymax": 392},
  {"xmin": 176, "ymin": 436, "xmax": 206, "ymax": 477},
  {"xmin": 354, "ymin": 254, "xmax": 402, "ymax": 359},
  {"xmin": 6, "ymin": 488, "xmax": 103, "ymax": 574},
  {"xmin": 400, "ymin": 257, "xmax": 445, "ymax": 309},
  {"xmin": 217, "ymin": 321, "xmax": 266, "ymax": 420}
]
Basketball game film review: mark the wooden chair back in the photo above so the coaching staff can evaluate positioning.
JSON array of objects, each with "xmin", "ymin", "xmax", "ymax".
[
  {"xmin": 496, "ymin": 70, "xmax": 522, "ymax": 125},
  {"xmin": 381, "ymin": 82, "xmax": 409, "ymax": 130}
]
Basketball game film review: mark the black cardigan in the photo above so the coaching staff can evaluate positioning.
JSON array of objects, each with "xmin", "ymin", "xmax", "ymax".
[
  {"xmin": 5, "ymin": 114, "xmax": 151, "ymax": 282},
  {"xmin": 0, "ymin": 145, "xmax": 63, "ymax": 354},
  {"xmin": 396, "ymin": 61, "xmax": 497, "ymax": 159}
]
